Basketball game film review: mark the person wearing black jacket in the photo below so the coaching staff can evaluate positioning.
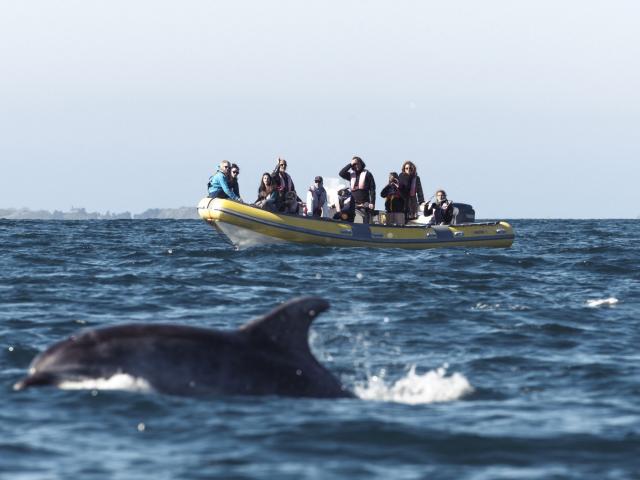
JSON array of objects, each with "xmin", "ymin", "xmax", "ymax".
[
  {"xmin": 332, "ymin": 188, "xmax": 356, "ymax": 222},
  {"xmin": 380, "ymin": 172, "xmax": 405, "ymax": 213},
  {"xmin": 424, "ymin": 190, "xmax": 454, "ymax": 225},
  {"xmin": 272, "ymin": 157, "xmax": 301, "ymax": 212},
  {"xmin": 338, "ymin": 156, "xmax": 376, "ymax": 223},
  {"xmin": 398, "ymin": 161, "xmax": 424, "ymax": 220},
  {"xmin": 229, "ymin": 163, "xmax": 241, "ymax": 198}
]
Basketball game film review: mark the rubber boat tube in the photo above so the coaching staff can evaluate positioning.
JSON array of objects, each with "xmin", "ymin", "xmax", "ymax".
[{"xmin": 197, "ymin": 198, "xmax": 515, "ymax": 250}]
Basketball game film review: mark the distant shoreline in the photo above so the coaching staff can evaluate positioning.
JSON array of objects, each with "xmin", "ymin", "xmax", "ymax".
[{"xmin": 0, "ymin": 207, "xmax": 199, "ymax": 220}]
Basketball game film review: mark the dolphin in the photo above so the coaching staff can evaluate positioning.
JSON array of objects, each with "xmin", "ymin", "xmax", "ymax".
[{"xmin": 14, "ymin": 297, "xmax": 352, "ymax": 398}]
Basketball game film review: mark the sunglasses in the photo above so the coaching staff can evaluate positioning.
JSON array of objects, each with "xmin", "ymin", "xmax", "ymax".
[
  {"xmin": 222, "ymin": 165, "xmax": 230, "ymax": 170},
  {"xmin": 231, "ymin": 170, "xmax": 239, "ymax": 174}
]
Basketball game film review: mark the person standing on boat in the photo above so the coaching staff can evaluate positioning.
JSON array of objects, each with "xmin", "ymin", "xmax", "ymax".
[
  {"xmin": 339, "ymin": 156, "xmax": 376, "ymax": 223},
  {"xmin": 229, "ymin": 164, "xmax": 241, "ymax": 198},
  {"xmin": 272, "ymin": 157, "xmax": 298, "ymax": 212},
  {"xmin": 398, "ymin": 161, "xmax": 424, "ymax": 220},
  {"xmin": 306, "ymin": 176, "xmax": 329, "ymax": 217},
  {"xmin": 380, "ymin": 172, "xmax": 405, "ymax": 213},
  {"xmin": 424, "ymin": 189, "xmax": 454, "ymax": 225},
  {"xmin": 208, "ymin": 160, "xmax": 241, "ymax": 201}
]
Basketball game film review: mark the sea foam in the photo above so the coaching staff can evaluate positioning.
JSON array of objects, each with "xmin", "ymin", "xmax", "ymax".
[
  {"xmin": 58, "ymin": 373, "xmax": 153, "ymax": 392},
  {"xmin": 354, "ymin": 365, "xmax": 473, "ymax": 405},
  {"xmin": 586, "ymin": 297, "xmax": 619, "ymax": 308}
]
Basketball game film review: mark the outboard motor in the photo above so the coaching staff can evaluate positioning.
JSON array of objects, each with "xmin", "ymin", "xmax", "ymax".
[{"xmin": 451, "ymin": 203, "xmax": 475, "ymax": 224}]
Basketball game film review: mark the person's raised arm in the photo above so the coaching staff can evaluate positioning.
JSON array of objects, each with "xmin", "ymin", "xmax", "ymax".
[{"xmin": 338, "ymin": 164, "xmax": 352, "ymax": 181}]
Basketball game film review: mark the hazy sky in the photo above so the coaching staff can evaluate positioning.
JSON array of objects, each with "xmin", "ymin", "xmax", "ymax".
[{"xmin": 1, "ymin": 1, "xmax": 638, "ymax": 218}]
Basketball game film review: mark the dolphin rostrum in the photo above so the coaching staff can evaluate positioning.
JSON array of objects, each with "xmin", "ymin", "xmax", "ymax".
[{"xmin": 14, "ymin": 297, "xmax": 352, "ymax": 398}]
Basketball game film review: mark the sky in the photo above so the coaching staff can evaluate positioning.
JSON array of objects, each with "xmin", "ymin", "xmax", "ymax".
[{"xmin": 1, "ymin": 0, "xmax": 638, "ymax": 218}]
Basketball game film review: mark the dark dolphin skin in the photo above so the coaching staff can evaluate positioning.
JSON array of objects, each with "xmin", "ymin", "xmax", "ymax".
[{"xmin": 14, "ymin": 297, "xmax": 353, "ymax": 398}]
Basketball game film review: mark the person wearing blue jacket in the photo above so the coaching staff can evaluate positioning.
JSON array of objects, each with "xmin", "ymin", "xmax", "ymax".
[{"xmin": 207, "ymin": 160, "xmax": 241, "ymax": 201}]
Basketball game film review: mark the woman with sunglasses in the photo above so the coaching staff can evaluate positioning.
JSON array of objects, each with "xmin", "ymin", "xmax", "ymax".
[
  {"xmin": 398, "ymin": 161, "xmax": 424, "ymax": 220},
  {"xmin": 229, "ymin": 163, "xmax": 241, "ymax": 198}
]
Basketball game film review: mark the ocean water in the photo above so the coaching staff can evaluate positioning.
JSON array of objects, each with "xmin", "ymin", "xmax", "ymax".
[{"xmin": 1, "ymin": 219, "xmax": 639, "ymax": 479}]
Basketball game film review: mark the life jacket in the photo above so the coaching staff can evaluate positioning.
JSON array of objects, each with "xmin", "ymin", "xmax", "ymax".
[
  {"xmin": 409, "ymin": 177, "xmax": 417, "ymax": 197},
  {"xmin": 386, "ymin": 183, "xmax": 401, "ymax": 199},
  {"xmin": 276, "ymin": 172, "xmax": 293, "ymax": 192},
  {"xmin": 384, "ymin": 183, "xmax": 403, "ymax": 213},
  {"xmin": 308, "ymin": 185, "xmax": 327, "ymax": 212},
  {"xmin": 350, "ymin": 170, "xmax": 368, "ymax": 191}
]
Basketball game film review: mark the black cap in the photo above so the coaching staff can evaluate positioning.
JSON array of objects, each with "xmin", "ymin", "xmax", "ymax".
[{"xmin": 314, "ymin": 176, "xmax": 323, "ymax": 183}]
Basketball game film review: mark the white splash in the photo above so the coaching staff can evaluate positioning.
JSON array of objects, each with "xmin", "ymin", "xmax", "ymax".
[
  {"xmin": 473, "ymin": 302, "xmax": 529, "ymax": 311},
  {"xmin": 354, "ymin": 365, "xmax": 474, "ymax": 405},
  {"xmin": 586, "ymin": 297, "xmax": 619, "ymax": 308},
  {"xmin": 58, "ymin": 373, "xmax": 153, "ymax": 392},
  {"xmin": 323, "ymin": 176, "xmax": 348, "ymax": 194},
  {"xmin": 323, "ymin": 177, "xmax": 349, "ymax": 215}
]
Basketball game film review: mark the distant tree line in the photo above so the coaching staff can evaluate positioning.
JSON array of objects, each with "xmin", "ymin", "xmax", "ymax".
[{"xmin": 0, "ymin": 207, "xmax": 199, "ymax": 220}]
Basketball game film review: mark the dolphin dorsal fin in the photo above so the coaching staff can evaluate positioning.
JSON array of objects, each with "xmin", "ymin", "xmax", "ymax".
[{"xmin": 240, "ymin": 297, "xmax": 330, "ymax": 353}]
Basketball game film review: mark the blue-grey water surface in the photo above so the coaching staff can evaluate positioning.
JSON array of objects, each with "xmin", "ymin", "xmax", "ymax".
[{"xmin": 1, "ymin": 219, "xmax": 639, "ymax": 479}]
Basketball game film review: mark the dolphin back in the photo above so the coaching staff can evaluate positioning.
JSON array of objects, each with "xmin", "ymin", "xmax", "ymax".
[
  {"xmin": 239, "ymin": 296, "xmax": 351, "ymax": 398},
  {"xmin": 14, "ymin": 297, "xmax": 352, "ymax": 398}
]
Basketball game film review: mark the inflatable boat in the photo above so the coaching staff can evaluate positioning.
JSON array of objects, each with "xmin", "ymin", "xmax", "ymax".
[{"xmin": 197, "ymin": 197, "xmax": 514, "ymax": 250}]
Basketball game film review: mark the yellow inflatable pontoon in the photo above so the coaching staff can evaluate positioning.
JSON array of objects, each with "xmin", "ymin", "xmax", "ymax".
[{"xmin": 197, "ymin": 198, "xmax": 514, "ymax": 250}]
